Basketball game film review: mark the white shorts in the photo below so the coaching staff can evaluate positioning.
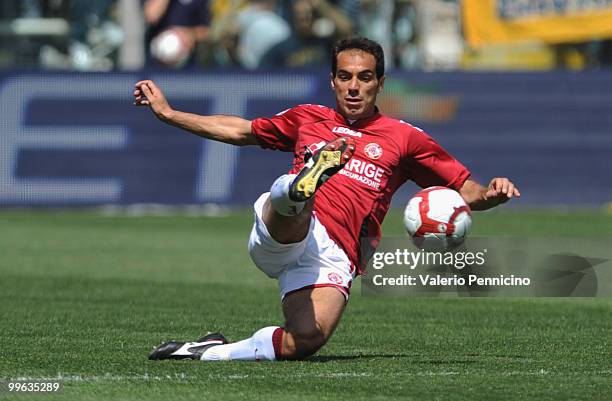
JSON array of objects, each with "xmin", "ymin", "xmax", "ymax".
[{"xmin": 248, "ymin": 193, "xmax": 354, "ymax": 301}]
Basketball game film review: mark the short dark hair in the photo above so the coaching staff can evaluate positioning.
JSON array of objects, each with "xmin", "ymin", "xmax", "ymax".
[{"xmin": 332, "ymin": 37, "xmax": 385, "ymax": 79}]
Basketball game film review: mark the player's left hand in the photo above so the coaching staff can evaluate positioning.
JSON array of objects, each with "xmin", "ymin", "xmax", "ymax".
[{"xmin": 485, "ymin": 177, "xmax": 521, "ymax": 204}]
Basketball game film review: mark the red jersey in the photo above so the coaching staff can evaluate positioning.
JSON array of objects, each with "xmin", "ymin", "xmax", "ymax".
[{"xmin": 251, "ymin": 104, "xmax": 470, "ymax": 274}]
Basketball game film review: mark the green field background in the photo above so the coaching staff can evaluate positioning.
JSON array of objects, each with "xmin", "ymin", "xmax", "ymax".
[{"xmin": 1, "ymin": 209, "xmax": 611, "ymax": 401}]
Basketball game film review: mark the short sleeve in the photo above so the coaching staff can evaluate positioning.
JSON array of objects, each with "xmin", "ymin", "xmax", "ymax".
[
  {"xmin": 251, "ymin": 105, "xmax": 310, "ymax": 151},
  {"xmin": 404, "ymin": 129, "xmax": 471, "ymax": 190}
]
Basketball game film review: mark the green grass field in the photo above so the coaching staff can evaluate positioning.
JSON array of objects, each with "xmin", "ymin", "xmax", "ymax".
[{"xmin": 1, "ymin": 209, "xmax": 611, "ymax": 401}]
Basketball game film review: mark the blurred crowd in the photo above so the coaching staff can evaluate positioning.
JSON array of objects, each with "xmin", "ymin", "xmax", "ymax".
[{"xmin": 0, "ymin": 0, "xmax": 610, "ymax": 71}]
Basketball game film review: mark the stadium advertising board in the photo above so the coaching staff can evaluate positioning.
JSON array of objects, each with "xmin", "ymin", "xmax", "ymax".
[
  {"xmin": 0, "ymin": 71, "xmax": 611, "ymax": 207},
  {"xmin": 463, "ymin": 0, "xmax": 612, "ymax": 46}
]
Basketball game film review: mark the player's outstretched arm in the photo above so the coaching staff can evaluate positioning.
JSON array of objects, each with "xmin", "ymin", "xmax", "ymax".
[
  {"xmin": 459, "ymin": 178, "xmax": 520, "ymax": 211},
  {"xmin": 133, "ymin": 80, "xmax": 258, "ymax": 146}
]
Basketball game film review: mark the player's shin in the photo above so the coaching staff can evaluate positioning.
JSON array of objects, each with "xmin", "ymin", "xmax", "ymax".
[
  {"xmin": 200, "ymin": 326, "xmax": 284, "ymax": 361},
  {"xmin": 270, "ymin": 174, "xmax": 305, "ymax": 216}
]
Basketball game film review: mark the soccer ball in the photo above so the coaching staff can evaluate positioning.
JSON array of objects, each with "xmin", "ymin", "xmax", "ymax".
[{"xmin": 403, "ymin": 186, "xmax": 472, "ymax": 250}]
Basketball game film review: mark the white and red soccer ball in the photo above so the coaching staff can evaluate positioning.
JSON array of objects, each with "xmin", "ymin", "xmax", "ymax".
[{"xmin": 403, "ymin": 186, "xmax": 472, "ymax": 249}]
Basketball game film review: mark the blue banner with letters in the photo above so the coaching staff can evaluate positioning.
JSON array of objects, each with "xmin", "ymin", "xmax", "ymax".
[{"xmin": 1, "ymin": 70, "xmax": 611, "ymax": 207}]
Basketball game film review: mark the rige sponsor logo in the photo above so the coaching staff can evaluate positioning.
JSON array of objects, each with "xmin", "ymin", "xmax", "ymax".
[{"xmin": 339, "ymin": 157, "xmax": 385, "ymax": 190}]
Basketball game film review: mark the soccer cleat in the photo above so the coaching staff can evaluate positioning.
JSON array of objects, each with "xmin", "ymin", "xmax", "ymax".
[
  {"xmin": 148, "ymin": 332, "xmax": 227, "ymax": 360},
  {"xmin": 289, "ymin": 136, "xmax": 356, "ymax": 201}
]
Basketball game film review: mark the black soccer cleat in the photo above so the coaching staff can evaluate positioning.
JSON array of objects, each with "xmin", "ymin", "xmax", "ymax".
[
  {"xmin": 148, "ymin": 332, "xmax": 228, "ymax": 360},
  {"xmin": 289, "ymin": 136, "xmax": 356, "ymax": 202}
]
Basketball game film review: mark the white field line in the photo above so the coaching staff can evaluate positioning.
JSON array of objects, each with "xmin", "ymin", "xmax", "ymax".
[{"xmin": 5, "ymin": 370, "xmax": 611, "ymax": 382}]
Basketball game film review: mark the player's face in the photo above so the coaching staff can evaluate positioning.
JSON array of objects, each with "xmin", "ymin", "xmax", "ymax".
[{"xmin": 332, "ymin": 50, "xmax": 384, "ymax": 121}]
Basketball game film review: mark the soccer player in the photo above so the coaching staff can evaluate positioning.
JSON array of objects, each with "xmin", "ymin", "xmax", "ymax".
[{"xmin": 134, "ymin": 37, "xmax": 520, "ymax": 361}]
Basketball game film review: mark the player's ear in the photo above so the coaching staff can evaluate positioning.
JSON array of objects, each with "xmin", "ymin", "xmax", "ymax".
[
  {"xmin": 330, "ymin": 73, "xmax": 335, "ymax": 90},
  {"xmin": 378, "ymin": 75, "xmax": 385, "ymax": 93}
]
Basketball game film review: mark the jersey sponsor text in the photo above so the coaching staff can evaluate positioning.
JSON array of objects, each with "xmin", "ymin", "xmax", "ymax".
[{"xmin": 339, "ymin": 157, "xmax": 384, "ymax": 190}]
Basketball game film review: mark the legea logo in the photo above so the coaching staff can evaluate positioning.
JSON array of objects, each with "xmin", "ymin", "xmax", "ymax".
[{"xmin": 332, "ymin": 126, "xmax": 362, "ymax": 137}]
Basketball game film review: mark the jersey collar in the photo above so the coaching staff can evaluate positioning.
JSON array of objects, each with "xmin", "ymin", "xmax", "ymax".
[{"xmin": 334, "ymin": 106, "xmax": 382, "ymax": 127}]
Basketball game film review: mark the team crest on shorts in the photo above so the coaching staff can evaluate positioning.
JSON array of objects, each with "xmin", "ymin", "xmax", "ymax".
[
  {"xmin": 364, "ymin": 143, "xmax": 383, "ymax": 160},
  {"xmin": 327, "ymin": 272, "xmax": 343, "ymax": 285}
]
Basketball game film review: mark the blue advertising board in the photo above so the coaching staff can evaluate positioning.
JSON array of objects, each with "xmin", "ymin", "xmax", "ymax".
[{"xmin": 1, "ymin": 70, "xmax": 611, "ymax": 207}]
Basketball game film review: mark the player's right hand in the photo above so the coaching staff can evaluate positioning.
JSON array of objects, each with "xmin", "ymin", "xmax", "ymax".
[
  {"xmin": 484, "ymin": 177, "xmax": 521, "ymax": 204},
  {"xmin": 133, "ymin": 80, "xmax": 173, "ymax": 120}
]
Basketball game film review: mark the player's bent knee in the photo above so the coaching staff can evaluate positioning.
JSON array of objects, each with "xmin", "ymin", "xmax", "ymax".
[
  {"xmin": 281, "ymin": 287, "xmax": 345, "ymax": 359},
  {"xmin": 283, "ymin": 323, "xmax": 330, "ymax": 360}
]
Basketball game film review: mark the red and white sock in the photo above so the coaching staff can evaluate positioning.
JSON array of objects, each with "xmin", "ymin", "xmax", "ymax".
[
  {"xmin": 269, "ymin": 174, "xmax": 304, "ymax": 216},
  {"xmin": 200, "ymin": 326, "xmax": 284, "ymax": 361}
]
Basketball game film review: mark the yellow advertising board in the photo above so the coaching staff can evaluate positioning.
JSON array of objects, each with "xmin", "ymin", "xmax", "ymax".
[{"xmin": 463, "ymin": 0, "xmax": 612, "ymax": 47}]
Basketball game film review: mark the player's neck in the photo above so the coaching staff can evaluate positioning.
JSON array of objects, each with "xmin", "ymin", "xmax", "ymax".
[{"xmin": 338, "ymin": 106, "xmax": 378, "ymax": 125}]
